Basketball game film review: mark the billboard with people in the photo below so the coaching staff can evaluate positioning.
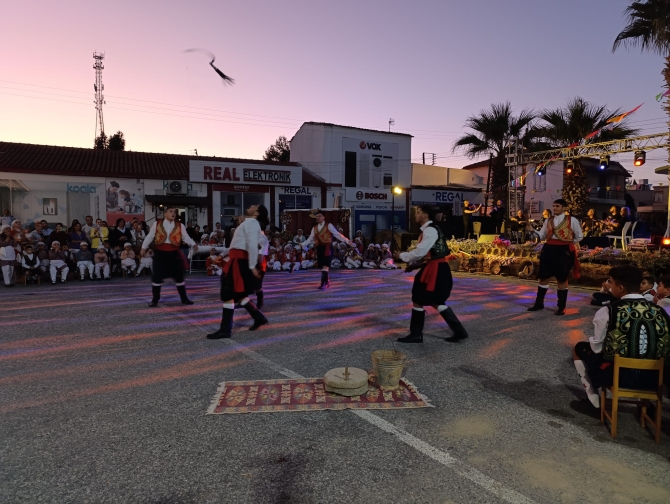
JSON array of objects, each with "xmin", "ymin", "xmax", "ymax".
[{"xmin": 105, "ymin": 179, "xmax": 145, "ymax": 226}]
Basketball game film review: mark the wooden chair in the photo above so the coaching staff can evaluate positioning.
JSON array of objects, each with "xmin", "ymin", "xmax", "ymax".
[
  {"xmin": 600, "ymin": 355, "xmax": 664, "ymax": 443},
  {"xmin": 22, "ymin": 270, "xmax": 41, "ymax": 285},
  {"xmin": 607, "ymin": 221, "xmax": 631, "ymax": 250}
]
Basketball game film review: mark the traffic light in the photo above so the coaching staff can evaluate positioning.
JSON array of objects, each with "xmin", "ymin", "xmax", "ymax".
[
  {"xmin": 599, "ymin": 155, "xmax": 610, "ymax": 170},
  {"xmin": 566, "ymin": 161, "xmax": 574, "ymax": 175},
  {"xmin": 634, "ymin": 150, "xmax": 646, "ymax": 167}
]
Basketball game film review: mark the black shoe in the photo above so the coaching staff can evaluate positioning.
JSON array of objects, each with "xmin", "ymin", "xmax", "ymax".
[
  {"xmin": 445, "ymin": 333, "xmax": 468, "ymax": 342},
  {"xmin": 397, "ymin": 333, "xmax": 423, "ymax": 343},
  {"xmin": 206, "ymin": 329, "xmax": 231, "ymax": 339},
  {"xmin": 148, "ymin": 300, "xmax": 159, "ymax": 308},
  {"xmin": 555, "ymin": 307, "xmax": 566, "ymax": 316},
  {"xmin": 181, "ymin": 298, "xmax": 195, "ymax": 305},
  {"xmin": 527, "ymin": 303, "xmax": 544, "ymax": 312},
  {"xmin": 318, "ymin": 282, "xmax": 330, "ymax": 290},
  {"xmin": 249, "ymin": 318, "xmax": 268, "ymax": 331}
]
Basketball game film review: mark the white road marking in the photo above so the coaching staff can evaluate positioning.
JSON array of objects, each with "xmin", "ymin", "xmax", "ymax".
[{"xmin": 175, "ymin": 308, "xmax": 537, "ymax": 504}]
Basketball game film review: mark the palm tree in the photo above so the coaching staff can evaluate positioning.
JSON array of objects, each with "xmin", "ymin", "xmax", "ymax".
[
  {"xmin": 538, "ymin": 97, "xmax": 639, "ymax": 214},
  {"xmin": 613, "ymin": 1, "xmax": 670, "ymax": 159},
  {"xmin": 452, "ymin": 102, "xmax": 536, "ymax": 203}
]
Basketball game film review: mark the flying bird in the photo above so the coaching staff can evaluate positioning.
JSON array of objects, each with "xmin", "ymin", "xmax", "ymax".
[{"xmin": 184, "ymin": 48, "xmax": 235, "ymax": 86}]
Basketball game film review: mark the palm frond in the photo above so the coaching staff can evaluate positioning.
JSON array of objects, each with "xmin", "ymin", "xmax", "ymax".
[{"xmin": 612, "ymin": 0, "xmax": 670, "ymax": 56}]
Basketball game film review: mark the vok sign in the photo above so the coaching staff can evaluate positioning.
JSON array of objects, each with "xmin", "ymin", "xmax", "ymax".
[{"xmin": 189, "ymin": 160, "xmax": 302, "ymax": 187}]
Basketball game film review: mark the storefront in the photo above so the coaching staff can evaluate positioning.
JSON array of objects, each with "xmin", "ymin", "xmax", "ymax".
[
  {"xmin": 276, "ymin": 186, "xmax": 322, "ymax": 215},
  {"xmin": 409, "ymin": 186, "xmax": 484, "ymax": 234},
  {"xmin": 343, "ymin": 188, "xmax": 407, "ymax": 241}
]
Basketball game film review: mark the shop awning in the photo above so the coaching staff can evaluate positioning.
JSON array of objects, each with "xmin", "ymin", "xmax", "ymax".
[{"xmin": 145, "ymin": 195, "xmax": 209, "ymax": 206}]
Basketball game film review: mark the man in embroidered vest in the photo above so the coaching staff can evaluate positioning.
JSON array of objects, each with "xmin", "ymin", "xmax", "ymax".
[
  {"xmin": 301, "ymin": 209, "xmax": 355, "ymax": 289},
  {"xmin": 394, "ymin": 205, "xmax": 469, "ymax": 344},
  {"xmin": 207, "ymin": 204, "xmax": 268, "ymax": 339},
  {"xmin": 529, "ymin": 199, "xmax": 583, "ymax": 315},
  {"xmin": 141, "ymin": 206, "xmax": 197, "ymax": 307},
  {"xmin": 573, "ymin": 266, "xmax": 670, "ymax": 407}
]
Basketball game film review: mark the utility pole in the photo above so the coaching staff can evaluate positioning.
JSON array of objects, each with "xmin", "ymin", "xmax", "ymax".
[
  {"xmin": 93, "ymin": 52, "xmax": 106, "ymax": 143},
  {"xmin": 484, "ymin": 153, "xmax": 493, "ymax": 217},
  {"xmin": 388, "ymin": 118, "xmax": 395, "ymax": 132},
  {"xmin": 422, "ymin": 153, "xmax": 436, "ymax": 165}
]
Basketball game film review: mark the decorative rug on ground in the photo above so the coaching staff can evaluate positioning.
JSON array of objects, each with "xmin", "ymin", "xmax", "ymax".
[{"xmin": 207, "ymin": 375, "xmax": 433, "ymax": 414}]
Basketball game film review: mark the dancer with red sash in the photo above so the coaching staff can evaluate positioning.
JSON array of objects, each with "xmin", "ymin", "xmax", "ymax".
[
  {"xmin": 395, "ymin": 205, "xmax": 469, "ymax": 343},
  {"xmin": 302, "ymin": 209, "xmax": 354, "ymax": 289},
  {"xmin": 141, "ymin": 207, "xmax": 197, "ymax": 307},
  {"xmin": 528, "ymin": 199, "xmax": 583, "ymax": 315},
  {"xmin": 254, "ymin": 207, "xmax": 270, "ymax": 310},
  {"xmin": 207, "ymin": 204, "xmax": 268, "ymax": 339}
]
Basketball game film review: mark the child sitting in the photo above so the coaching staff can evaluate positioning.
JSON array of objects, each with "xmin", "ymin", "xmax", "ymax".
[
  {"xmin": 281, "ymin": 244, "xmax": 300, "ymax": 272},
  {"xmin": 330, "ymin": 243, "xmax": 345, "ymax": 269},
  {"xmin": 36, "ymin": 241, "xmax": 50, "ymax": 276},
  {"xmin": 206, "ymin": 248, "xmax": 223, "ymax": 276},
  {"xmin": 75, "ymin": 242, "xmax": 95, "ymax": 280},
  {"xmin": 591, "ymin": 278, "xmax": 616, "ymax": 306},
  {"xmin": 379, "ymin": 243, "xmax": 398, "ymax": 269},
  {"xmin": 137, "ymin": 247, "xmax": 154, "ymax": 276},
  {"xmin": 21, "ymin": 243, "xmax": 40, "ymax": 283},
  {"xmin": 345, "ymin": 247, "xmax": 362, "ymax": 269},
  {"xmin": 362, "ymin": 244, "xmax": 378, "ymax": 269},
  {"xmin": 654, "ymin": 274, "xmax": 670, "ymax": 307},
  {"xmin": 640, "ymin": 274, "xmax": 657, "ymax": 302},
  {"xmin": 94, "ymin": 246, "xmax": 111, "ymax": 280},
  {"xmin": 120, "ymin": 242, "xmax": 137, "ymax": 275},
  {"xmin": 301, "ymin": 245, "xmax": 315, "ymax": 270}
]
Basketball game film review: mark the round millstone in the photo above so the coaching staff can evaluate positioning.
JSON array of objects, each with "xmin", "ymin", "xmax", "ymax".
[{"xmin": 323, "ymin": 367, "xmax": 368, "ymax": 397}]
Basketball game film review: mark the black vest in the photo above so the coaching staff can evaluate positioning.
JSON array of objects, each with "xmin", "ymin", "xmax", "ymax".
[
  {"xmin": 23, "ymin": 253, "xmax": 38, "ymax": 267},
  {"xmin": 426, "ymin": 223, "xmax": 449, "ymax": 259}
]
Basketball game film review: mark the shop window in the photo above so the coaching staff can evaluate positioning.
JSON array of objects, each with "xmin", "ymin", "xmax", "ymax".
[
  {"xmin": 532, "ymin": 172, "xmax": 546, "ymax": 192},
  {"xmin": 345, "ymin": 151, "xmax": 357, "ymax": 187},
  {"xmin": 383, "ymin": 173, "xmax": 392, "ymax": 187}
]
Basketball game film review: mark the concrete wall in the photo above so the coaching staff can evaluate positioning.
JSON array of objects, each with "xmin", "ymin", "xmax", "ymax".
[{"xmin": 411, "ymin": 164, "xmax": 486, "ymax": 188}]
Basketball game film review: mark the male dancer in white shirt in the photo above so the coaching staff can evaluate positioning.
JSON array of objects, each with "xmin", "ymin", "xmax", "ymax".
[
  {"xmin": 528, "ymin": 199, "xmax": 583, "ymax": 315},
  {"xmin": 141, "ymin": 207, "xmax": 197, "ymax": 307},
  {"xmin": 301, "ymin": 209, "xmax": 355, "ymax": 289},
  {"xmin": 207, "ymin": 204, "xmax": 268, "ymax": 339},
  {"xmin": 395, "ymin": 205, "xmax": 469, "ymax": 343}
]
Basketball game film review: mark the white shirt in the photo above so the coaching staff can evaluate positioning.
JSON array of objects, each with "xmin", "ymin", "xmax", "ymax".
[
  {"xmin": 302, "ymin": 222, "xmax": 349, "ymax": 247},
  {"xmin": 141, "ymin": 219, "xmax": 196, "ymax": 250},
  {"xmin": 591, "ymin": 294, "xmax": 644, "ymax": 353},
  {"xmin": 400, "ymin": 221, "xmax": 438, "ymax": 263},
  {"xmin": 229, "ymin": 217, "xmax": 261, "ymax": 270},
  {"xmin": 536, "ymin": 214, "xmax": 583, "ymax": 243}
]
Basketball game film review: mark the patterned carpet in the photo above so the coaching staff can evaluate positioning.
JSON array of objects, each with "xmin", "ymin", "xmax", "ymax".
[{"xmin": 207, "ymin": 375, "xmax": 432, "ymax": 414}]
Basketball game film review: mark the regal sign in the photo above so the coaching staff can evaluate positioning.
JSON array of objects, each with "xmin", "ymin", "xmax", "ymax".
[{"xmin": 189, "ymin": 160, "xmax": 302, "ymax": 187}]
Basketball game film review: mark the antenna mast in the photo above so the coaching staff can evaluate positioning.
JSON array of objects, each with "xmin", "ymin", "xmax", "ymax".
[{"xmin": 93, "ymin": 52, "xmax": 106, "ymax": 142}]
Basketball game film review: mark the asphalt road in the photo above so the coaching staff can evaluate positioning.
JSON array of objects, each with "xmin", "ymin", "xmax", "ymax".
[{"xmin": 1, "ymin": 269, "xmax": 669, "ymax": 503}]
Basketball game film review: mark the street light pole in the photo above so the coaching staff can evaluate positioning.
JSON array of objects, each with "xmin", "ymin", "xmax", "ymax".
[{"xmin": 391, "ymin": 186, "xmax": 403, "ymax": 252}]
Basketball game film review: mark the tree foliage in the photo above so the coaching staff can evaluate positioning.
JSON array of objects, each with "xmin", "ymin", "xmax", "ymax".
[
  {"xmin": 94, "ymin": 133, "xmax": 107, "ymax": 150},
  {"xmin": 107, "ymin": 131, "xmax": 126, "ymax": 151},
  {"xmin": 263, "ymin": 136, "xmax": 291, "ymax": 162}
]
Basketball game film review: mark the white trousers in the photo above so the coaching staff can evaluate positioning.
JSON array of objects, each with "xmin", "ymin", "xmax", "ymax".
[
  {"xmin": 362, "ymin": 261, "xmax": 377, "ymax": 269},
  {"xmin": 272, "ymin": 261, "xmax": 281, "ymax": 271},
  {"xmin": 121, "ymin": 258, "xmax": 137, "ymax": 271},
  {"xmin": 379, "ymin": 259, "xmax": 397, "ymax": 269},
  {"xmin": 77, "ymin": 261, "xmax": 95, "ymax": 278},
  {"xmin": 209, "ymin": 265, "xmax": 223, "ymax": 276},
  {"xmin": 345, "ymin": 258, "xmax": 361, "ymax": 269},
  {"xmin": 282, "ymin": 262, "xmax": 300, "ymax": 271},
  {"xmin": 301, "ymin": 260, "xmax": 314, "ymax": 269},
  {"xmin": 2, "ymin": 265, "xmax": 14, "ymax": 286},
  {"xmin": 95, "ymin": 263, "xmax": 110, "ymax": 279},
  {"xmin": 330, "ymin": 259, "xmax": 342, "ymax": 269},
  {"xmin": 50, "ymin": 260, "xmax": 68, "ymax": 282}
]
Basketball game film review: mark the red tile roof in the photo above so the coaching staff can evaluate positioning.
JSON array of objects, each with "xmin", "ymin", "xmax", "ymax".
[{"xmin": 0, "ymin": 141, "xmax": 300, "ymax": 179}]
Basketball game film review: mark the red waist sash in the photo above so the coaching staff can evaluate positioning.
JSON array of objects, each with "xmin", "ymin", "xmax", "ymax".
[
  {"xmin": 224, "ymin": 249, "xmax": 251, "ymax": 293},
  {"xmin": 545, "ymin": 239, "xmax": 580, "ymax": 279},
  {"xmin": 418, "ymin": 257, "xmax": 448, "ymax": 292},
  {"xmin": 155, "ymin": 244, "xmax": 179, "ymax": 252}
]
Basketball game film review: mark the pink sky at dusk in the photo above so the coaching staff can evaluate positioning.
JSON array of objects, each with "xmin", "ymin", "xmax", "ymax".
[{"xmin": 1, "ymin": 0, "xmax": 668, "ymax": 182}]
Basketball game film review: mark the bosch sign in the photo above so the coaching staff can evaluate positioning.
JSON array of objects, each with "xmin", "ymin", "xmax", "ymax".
[{"xmin": 346, "ymin": 188, "xmax": 392, "ymax": 203}]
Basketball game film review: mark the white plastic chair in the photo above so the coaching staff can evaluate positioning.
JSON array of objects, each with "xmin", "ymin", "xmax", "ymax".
[
  {"xmin": 472, "ymin": 221, "xmax": 482, "ymax": 240},
  {"xmin": 607, "ymin": 221, "xmax": 631, "ymax": 250},
  {"xmin": 624, "ymin": 221, "xmax": 637, "ymax": 250}
]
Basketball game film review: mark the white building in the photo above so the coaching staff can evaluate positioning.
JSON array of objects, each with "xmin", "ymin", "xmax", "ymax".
[{"xmin": 290, "ymin": 122, "xmax": 412, "ymax": 239}]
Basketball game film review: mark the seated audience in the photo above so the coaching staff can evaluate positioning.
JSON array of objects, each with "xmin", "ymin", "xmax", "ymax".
[
  {"xmin": 36, "ymin": 242, "xmax": 50, "ymax": 275},
  {"xmin": 573, "ymin": 266, "xmax": 670, "ymax": 408},
  {"xmin": 137, "ymin": 247, "xmax": 154, "ymax": 276},
  {"xmin": 94, "ymin": 246, "xmax": 111, "ymax": 280},
  {"xmin": 120, "ymin": 242, "xmax": 137, "ymax": 275},
  {"xmin": 49, "ymin": 223, "xmax": 69, "ymax": 248},
  {"xmin": 640, "ymin": 274, "xmax": 657, "ymax": 302},
  {"xmin": 75, "ymin": 242, "xmax": 95, "ymax": 280},
  {"xmin": 48, "ymin": 241, "xmax": 69, "ymax": 284},
  {"xmin": 345, "ymin": 247, "xmax": 362, "ymax": 269},
  {"xmin": 363, "ymin": 244, "xmax": 378, "ymax": 269},
  {"xmin": 654, "ymin": 275, "xmax": 670, "ymax": 308},
  {"xmin": 379, "ymin": 243, "xmax": 398, "ymax": 269},
  {"xmin": 0, "ymin": 226, "xmax": 17, "ymax": 286},
  {"xmin": 21, "ymin": 243, "xmax": 40, "ymax": 283},
  {"xmin": 68, "ymin": 222, "xmax": 88, "ymax": 252},
  {"xmin": 206, "ymin": 248, "xmax": 224, "ymax": 276},
  {"xmin": 61, "ymin": 243, "xmax": 76, "ymax": 273},
  {"xmin": 109, "ymin": 218, "xmax": 132, "ymax": 248},
  {"xmin": 591, "ymin": 279, "xmax": 616, "ymax": 306},
  {"xmin": 40, "ymin": 220, "xmax": 52, "ymax": 238},
  {"xmin": 293, "ymin": 229, "xmax": 306, "ymax": 246}
]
